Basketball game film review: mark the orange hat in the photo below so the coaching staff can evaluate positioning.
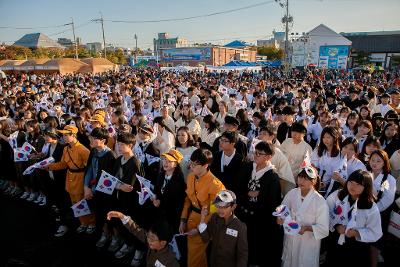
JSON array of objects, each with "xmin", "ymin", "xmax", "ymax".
[
  {"xmin": 57, "ymin": 125, "xmax": 78, "ymax": 135},
  {"xmin": 162, "ymin": 149, "xmax": 184, "ymax": 163},
  {"xmin": 94, "ymin": 109, "xmax": 106, "ymax": 118},
  {"xmin": 89, "ymin": 114, "xmax": 106, "ymax": 126}
]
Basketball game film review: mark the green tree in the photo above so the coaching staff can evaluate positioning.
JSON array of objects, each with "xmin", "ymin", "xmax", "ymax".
[
  {"xmin": 354, "ymin": 51, "xmax": 370, "ymax": 66},
  {"xmin": 257, "ymin": 46, "xmax": 284, "ymax": 60},
  {"xmin": 0, "ymin": 45, "xmax": 33, "ymax": 60}
]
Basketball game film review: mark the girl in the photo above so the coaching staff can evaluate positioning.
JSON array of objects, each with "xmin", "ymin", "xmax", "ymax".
[
  {"xmin": 72, "ymin": 116, "xmax": 90, "ymax": 149},
  {"xmin": 174, "ymin": 104, "xmax": 201, "ymax": 140},
  {"xmin": 153, "ymin": 116, "xmax": 175, "ymax": 155},
  {"xmin": 326, "ymin": 170, "xmax": 382, "ymax": 267},
  {"xmin": 342, "ymin": 112, "xmax": 359, "ymax": 138},
  {"xmin": 379, "ymin": 122, "xmax": 399, "ymax": 157},
  {"xmin": 359, "ymin": 136, "xmax": 381, "ymax": 166},
  {"xmin": 279, "ymin": 166, "xmax": 329, "ymax": 267},
  {"xmin": 341, "ymin": 137, "xmax": 366, "ymax": 178},
  {"xmin": 359, "ymin": 106, "xmax": 371, "ymax": 121},
  {"xmin": 311, "ymin": 126, "xmax": 346, "ymax": 197},
  {"xmin": 175, "ymin": 126, "xmax": 197, "ymax": 181},
  {"xmin": 199, "ymin": 114, "xmax": 220, "ymax": 150},
  {"xmin": 130, "ymin": 113, "xmax": 145, "ymax": 136},
  {"xmin": 355, "ymin": 120, "xmax": 373, "ymax": 153},
  {"xmin": 152, "ymin": 149, "xmax": 186, "ymax": 233},
  {"xmin": 236, "ymin": 109, "xmax": 253, "ymax": 140},
  {"xmin": 213, "ymin": 101, "xmax": 228, "ymax": 128}
]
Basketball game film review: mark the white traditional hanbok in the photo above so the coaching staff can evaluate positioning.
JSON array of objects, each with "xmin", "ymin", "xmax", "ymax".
[
  {"xmin": 280, "ymin": 138, "xmax": 313, "ymax": 178},
  {"xmin": 281, "ymin": 188, "xmax": 329, "ymax": 267},
  {"xmin": 371, "ymin": 172, "xmax": 396, "ymax": 212}
]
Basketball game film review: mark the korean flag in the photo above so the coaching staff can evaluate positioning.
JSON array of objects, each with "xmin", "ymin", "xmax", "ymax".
[
  {"xmin": 95, "ymin": 170, "xmax": 120, "ymax": 195},
  {"xmin": 71, "ymin": 199, "xmax": 91, "ymax": 217}
]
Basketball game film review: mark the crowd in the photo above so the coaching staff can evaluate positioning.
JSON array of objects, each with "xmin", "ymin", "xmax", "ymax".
[{"xmin": 0, "ymin": 66, "xmax": 399, "ymax": 267}]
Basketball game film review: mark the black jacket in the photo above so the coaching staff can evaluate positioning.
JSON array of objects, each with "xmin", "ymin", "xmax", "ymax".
[
  {"xmin": 277, "ymin": 122, "xmax": 292, "ymax": 144},
  {"xmin": 84, "ymin": 148, "xmax": 116, "ymax": 187},
  {"xmin": 210, "ymin": 151, "xmax": 244, "ymax": 194}
]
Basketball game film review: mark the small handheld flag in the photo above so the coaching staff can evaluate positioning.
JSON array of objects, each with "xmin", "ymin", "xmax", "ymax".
[
  {"xmin": 71, "ymin": 199, "xmax": 91, "ymax": 217},
  {"xmin": 95, "ymin": 170, "xmax": 121, "ymax": 195}
]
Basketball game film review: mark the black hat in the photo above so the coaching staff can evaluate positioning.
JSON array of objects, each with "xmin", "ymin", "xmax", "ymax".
[
  {"xmin": 283, "ymin": 81, "xmax": 293, "ymax": 88},
  {"xmin": 291, "ymin": 122, "xmax": 307, "ymax": 134},
  {"xmin": 44, "ymin": 127, "xmax": 59, "ymax": 139},
  {"xmin": 380, "ymin": 93, "xmax": 390, "ymax": 98},
  {"xmin": 281, "ymin": 106, "xmax": 296, "ymax": 115},
  {"xmin": 224, "ymin": 116, "xmax": 240, "ymax": 126},
  {"xmin": 389, "ymin": 89, "xmax": 399, "ymax": 95},
  {"xmin": 372, "ymin": 113, "xmax": 384, "ymax": 120}
]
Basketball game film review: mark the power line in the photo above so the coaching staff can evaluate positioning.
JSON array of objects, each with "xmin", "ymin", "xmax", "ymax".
[
  {"xmin": 104, "ymin": 0, "xmax": 275, "ymax": 24},
  {"xmin": 47, "ymin": 21, "xmax": 93, "ymax": 37},
  {"xmin": 0, "ymin": 23, "xmax": 70, "ymax": 30}
]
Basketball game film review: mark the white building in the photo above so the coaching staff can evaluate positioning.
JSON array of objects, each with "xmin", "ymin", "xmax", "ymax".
[{"xmin": 291, "ymin": 24, "xmax": 352, "ymax": 69}]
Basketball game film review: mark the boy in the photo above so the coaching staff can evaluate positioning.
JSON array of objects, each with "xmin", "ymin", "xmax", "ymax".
[
  {"xmin": 198, "ymin": 190, "xmax": 248, "ymax": 267},
  {"xmin": 107, "ymin": 211, "xmax": 179, "ymax": 267}
]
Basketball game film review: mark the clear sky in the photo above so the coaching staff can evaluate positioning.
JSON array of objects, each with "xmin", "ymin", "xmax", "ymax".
[{"xmin": 0, "ymin": 0, "xmax": 399, "ymax": 49}]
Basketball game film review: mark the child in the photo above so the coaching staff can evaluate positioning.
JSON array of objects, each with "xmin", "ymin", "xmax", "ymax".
[
  {"xmin": 198, "ymin": 190, "xmax": 248, "ymax": 267},
  {"xmin": 278, "ymin": 166, "xmax": 329, "ymax": 267},
  {"xmin": 107, "ymin": 211, "xmax": 179, "ymax": 267}
]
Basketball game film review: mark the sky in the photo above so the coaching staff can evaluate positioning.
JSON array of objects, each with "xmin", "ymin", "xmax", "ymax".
[{"xmin": 0, "ymin": 0, "xmax": 399, "ymax": 49}]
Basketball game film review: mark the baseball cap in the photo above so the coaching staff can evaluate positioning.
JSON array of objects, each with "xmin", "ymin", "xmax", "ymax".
[
  {"xmin": 213, "ymin": 190, "xmax": 236, "ymax": 207},
  {"xmin": 57, "ymin": 125, "xmax": 78, "ymax": 135},
  {"xmin": 162, "ymin": 149, "xmax": 184, "ymax": 163}
]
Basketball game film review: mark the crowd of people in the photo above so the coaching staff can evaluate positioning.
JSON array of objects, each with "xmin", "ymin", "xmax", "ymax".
[{"xmin": 0, "ymin": 66, "xmax": 399, "ymax": 267}]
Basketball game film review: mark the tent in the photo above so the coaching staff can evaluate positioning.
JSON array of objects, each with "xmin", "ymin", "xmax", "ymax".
[
  {"xmin": 14, "ymin": 59, "xmax": 51, "ymax": 72},
  {"xmin": 80, "ymin": 58, "xmax": 117, "ymax": 73},
  {"xmin": 0, "ymin": 60, "xmax": 26, "ymax": 73},
  {"xmin": 39, "ymin": 58, "xmax": 91, "ymax": 74}
]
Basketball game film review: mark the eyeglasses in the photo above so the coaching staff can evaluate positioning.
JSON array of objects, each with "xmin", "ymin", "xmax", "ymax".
[{"xmin": 254, "ymin": 151, "xmax": 268, "ymax": 157}]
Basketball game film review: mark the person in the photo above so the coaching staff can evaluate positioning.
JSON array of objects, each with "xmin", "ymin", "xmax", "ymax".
[
  {"xmin": 200, "ymin": 114, "xmax": 220, "ymax": 150},
  {"xmin": 175, "ymin": 104, "xmax": 201, "ymax": 140},
  {"xmin": 280, "ymin": 122, "xmax": 313, "ymax": 181},
  {"xmin": 277, "ymin": 106, "xmax": 296, "ymax": 144},
  {"xmin": 359, "ymin": 136, "xmax": 381, "ymax": 166},
  {"xmin": 179, "ymin": 148, "xmax": 225, "ymax": 267},
  {"xmin": 236, "ymin": 141, "xmax": 282, "ymax": 267},
  {"xmin": 372, "ymin": 93, "xmax": 394, "ymax": 117},
  {"xmin": 84, "ymin": 128, "xmax": 116, "ymax": 238},
  {"xmin": 152, "ymin": 149, "xmax": 186, "ymax": 234},
  {"xmin": 311, "ymin": 126, "xmax": 346, "ymax": 197},
  {"xmin": 342, "ymin": 111, "xmax": 359, "ymax": 138},
  {"xmin": 45, "ymin": 125, "xmax": 95, "ymax": 234},
  {"xmin": 107, "ymin": 211, "xmax": 179, "ymax": 267},
  {"xmin": 210, "ymin": 131, "xmax": 244, "ymax": 194},
  {"xmin": 278, "ymin": 166, "xmax": 329, "ymax": 267},
  {"xmin": 153, "ymin": 116, "xmax": 175, "ymax": 155},
  {"xmin": 326, "ymin": 170, "xmax": 383, "ymax": 267},
  {"xmin": 175, "ymin": 126, "xmax": 197, "ymax": 181},
  {"xmin": 379, "ymin": 122, "xmax": 399, "ymax": 157},
  {"xmin": 341, "ymin": 137, "xmax": 366, "ymax": 178},
  {"xmin": 213, "ymin": 101, "xmax": 228, "ymax": 129},
  {"xmin": 307, "ymin": 110, "xmax": 331, "ymax": 148},
  {"xmin": 198, "ymin": 190, "xmax": 248, "ymax": 267}
]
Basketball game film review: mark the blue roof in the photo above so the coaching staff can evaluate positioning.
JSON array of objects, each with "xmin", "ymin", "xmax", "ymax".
[{"xmin": 224, "ymin": 40, "xmax": 248, "ymax": 48}]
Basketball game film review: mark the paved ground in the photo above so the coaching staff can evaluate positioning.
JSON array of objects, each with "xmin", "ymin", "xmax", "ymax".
[{"xmin": 0, "ymin": 192, "xmax": 133, "ymax": 267}]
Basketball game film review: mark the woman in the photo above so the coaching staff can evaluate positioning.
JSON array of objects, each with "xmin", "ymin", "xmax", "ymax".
[
  {"xmin": 279, "ymin": 166, "xmax": 329, "ymax": 267},
  {"xmin": 359, "ymin": 136, "xmax": 381, "ymax": 166},
  {"xmin": 175, "ymin": 126, "xmax": 197, "ymax": 181},
  {"xmin": 236, "ymin": 109, "xmax": 253, "ymax": 140},
  {"xmin": 200, "ymin": 114, "xmax": 220, "ymax": 150},
  {"xmin": 130, "ymin": 113, "xmax": 145, "ymax": 135},
  {"xmin": 175, "ymin": 104, "xmax": 201, "ymax": 140},
  {"xmin": 311, "ymin": 126, "xmax": 346, "ymax": 197},
  {"xmin": 355, "ymin": 120, "xmax": 373, "ymax": 153},
  {"xmin": 379, "ymin": 122, "xmax": 399, "ymax": 157},
  {"xmin": 237, "ymin": 141, "xmax": 282, "ymax": 267},
  {"xmin": 359, "ymin": 106, "xmax": 372, "ymax": 121},
  {"xmin": 152, "ymin": 149, "xmax": 186, "ymax": 233},
  {"xmin": 342, "ymin": 112, "xmax": 359, "ymax": 138},
  {"xmin": 326, "ymin": 170, "xmax": 382, "ymax": 267},
  {"xmin": 153, "ymin": 116, "xmax": 175, "ymax": 155},
  {"xmin": 213, "ymin": 101, "xmax": 228, "ymax": 129}
]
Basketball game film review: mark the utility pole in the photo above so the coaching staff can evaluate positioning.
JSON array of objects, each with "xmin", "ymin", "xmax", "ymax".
[
  {"xmin": 276, "ymin": 0, "xmax": 293, "ymax": 75},
  {"xmin": 134, "ymin": 34, "xmax": 138, "ymax": 64},
  {"xmin": 91, "ymin": 13, "xmax": 107, "ymax": 58},
  {"xmin": 71, "ymin": 17, "xmax": 78, "ymax": 59}
]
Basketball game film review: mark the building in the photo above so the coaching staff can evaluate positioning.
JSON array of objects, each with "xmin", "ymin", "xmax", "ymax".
[
  {"xmin": 153, "ymin": 33, "xmax": 189, "ymax": 57},
  {"xmin": 14, "ymin": 33, "xmax": 63, "ymax": 49},
  {"xmin": 341, "ymin": 30, "xmax": 400, "ymax": 69},
  {"xmin": 57, "ymin": 38, "xmax": 73, "ymax": 47},
  {"xmin": 86, "ymin": 42, "xmax": 103, "ymax": 53},
  {"xmin": 290, "ymin": 24, "xmax": 352, "ymax": 69},
  {"xmin": 160, "ymin": 46, "xmax": 256, "ymax": 67},
  {"xmin": 257, "ymin": 31, "xmax": 285, "ymax": 48}
]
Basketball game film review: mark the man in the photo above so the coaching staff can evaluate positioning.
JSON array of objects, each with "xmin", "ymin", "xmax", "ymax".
[
  {"xmin": 277, "ymin": 105, "xmax": 296, "ymax": 144},
  {"xmin": 180, "ymin": 149, "xmax": 225, "ymax": 267},
  {"xmin": 389, "ymin": 89, "xmax": 400, "ymax": 113},
  {"xmin": 344, "ymin": 87, "xmax": 361, "ymax": 110},
  {"xmin": 210, "ymin": 131, "xmax": 244, "ymax": 194},
  {"xmin": 212, "ymin": 116, "xmax": 248, "ymax": 158},
  {"xmin": 198, "ymin": 190, "xmax": 248, "ymax": 267},
  {"xmin": 46, "ymin": 125, "xmax": 95, "ymax": 234}
]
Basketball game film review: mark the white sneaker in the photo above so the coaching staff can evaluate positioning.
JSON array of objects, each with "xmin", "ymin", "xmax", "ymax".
[
  {"xmin": 54, "ymin": 225, "xmax": 68, "ymax": 237},
  {"xmin": 130, "ymin": 250, "xmax": 144, "ymax": 267},
  {"xmin": 20, "ymin": 192, "xmax": 30, "ymax": 199},
  {"xmin": 34, "ymin": 194, "xmax": 43, "ymax": 204},
  {"xmin": 27, "ymin": 192, "xmax": 37, "ymax": 202},
  {"xmin": 96, "ymin": 233, "xmax": 110, "ymax": 248},
  {"xmin": 115, "ymin": 243, "xmax": 134, "ymax": 259},
  {"xmin": 38, "ymin": 196, "xmax": 47, "ymax": 206}
]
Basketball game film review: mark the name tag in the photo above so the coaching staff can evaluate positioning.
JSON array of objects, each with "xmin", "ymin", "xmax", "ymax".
[
  {"xmin": 226, "ymin": 228, "xmax": 238, "ymax": 237},
  {"xmin": 155, "ymin": 260, "xmax": 166, "ymax": 267}
]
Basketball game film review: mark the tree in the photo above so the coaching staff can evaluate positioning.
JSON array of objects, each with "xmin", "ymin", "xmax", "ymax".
[
  {"xmin": 391, "ymin": 55, "xmax": 400, "ymax": 68},
  {"xmin": 0, "ymin": 45, "xmax": 32, "ymax": 60},
  {"xmin": 257, "ymin": 46, "xmax": 284, "ymax": 60},
  {"xmin": 354, "ymin": 51, "xmax": 370, "ymax": 66}
]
